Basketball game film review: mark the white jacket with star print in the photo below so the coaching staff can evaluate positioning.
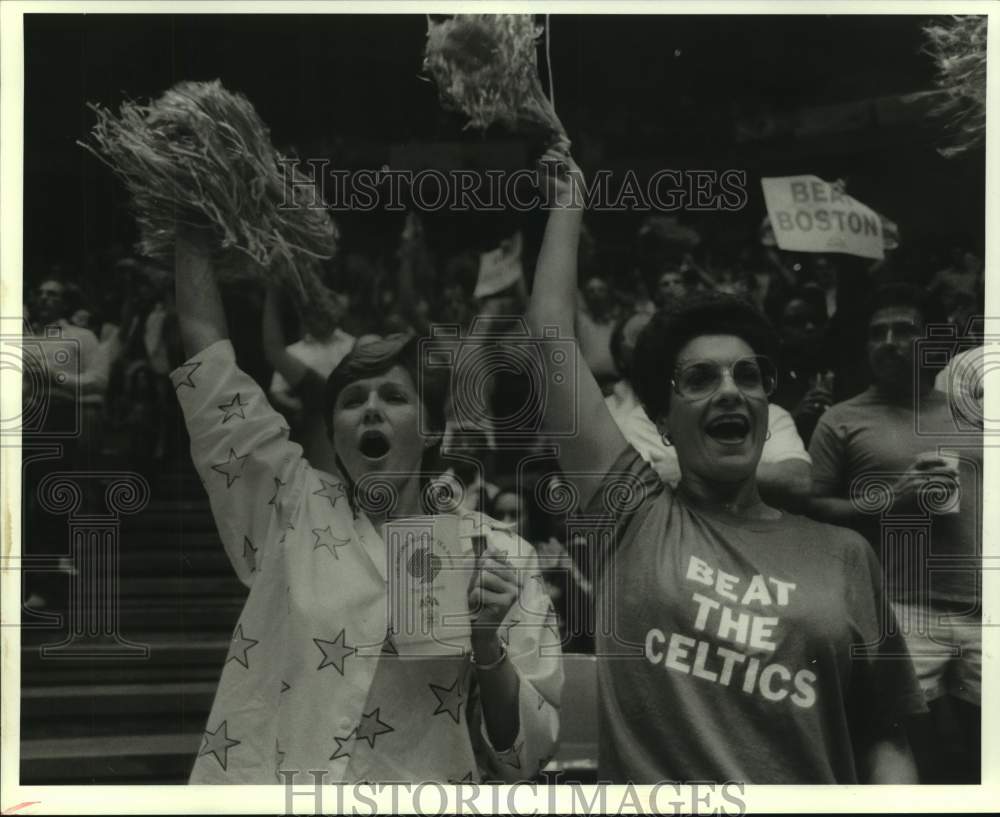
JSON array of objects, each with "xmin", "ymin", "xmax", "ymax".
[{"xmin": 173, "ymin": 340, "xmax": 563, "ymax": 784}]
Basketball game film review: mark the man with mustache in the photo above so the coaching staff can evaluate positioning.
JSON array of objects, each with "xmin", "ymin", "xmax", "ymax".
[{"xmin": 807, "ymin": 283, "xmax": 982, "ymax": 783}]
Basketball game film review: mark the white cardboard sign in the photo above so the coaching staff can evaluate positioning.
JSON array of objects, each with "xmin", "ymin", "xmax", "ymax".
[{"xmin": 761, "ymin": 175, "xmax": 884, "ymax": 260}]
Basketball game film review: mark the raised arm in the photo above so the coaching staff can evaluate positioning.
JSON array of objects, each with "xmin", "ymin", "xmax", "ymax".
[
  {"xmin": 175, "ymin": 227, "xmax": 228, "ymax": 357},
  {"xmin": 170, "ymin": 230, "xmax": 309, "ymax": 588},
  {"xmin": 525, "ymin": 149, "xmax": 627, "ymax": 510}
]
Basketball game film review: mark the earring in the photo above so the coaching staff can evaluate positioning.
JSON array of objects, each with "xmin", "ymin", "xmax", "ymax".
[
  {"xmin": 661, "ymin": 431, "xmax": 673, "ymax": 447},
  {"xmin": 765, "ymin": 429, "xmax": 772, "ymax": 441}
]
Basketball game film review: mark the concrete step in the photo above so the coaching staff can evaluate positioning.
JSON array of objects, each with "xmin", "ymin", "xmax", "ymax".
[
  {"xmin": 114, "ymin": 576, "xmax": 247, "ymax": 598},
  {"xmin": 118, "ymin": 548, "xmax": 233, "ymax": 576},
  {"xmin": 21, "ymin": 635, "xmax": 232, "ymax": 685},
  {"xmin": 20, "ymin": 733, "xmax": 199, "ymax": 784},
  {"xmin": 21, "ymin": 681, "xmax": 217, "ymax": 717}
]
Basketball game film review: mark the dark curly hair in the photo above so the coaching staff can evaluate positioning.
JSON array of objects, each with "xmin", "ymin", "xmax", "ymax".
[
  {"xmin": 631, "ymin": 291, "xmax": 779, "ymax": 424},
  {"xmin": 864, "ymin": 282, "xmax": 947, "ymax": 329}
]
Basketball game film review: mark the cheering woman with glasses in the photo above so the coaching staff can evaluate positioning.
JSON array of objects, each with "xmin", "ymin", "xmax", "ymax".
[{"xmin": 526, "ymin": 145, "xmax": 925, "ymax": 783}]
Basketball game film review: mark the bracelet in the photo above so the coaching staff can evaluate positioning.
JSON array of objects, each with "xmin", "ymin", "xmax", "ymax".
[{"xmin": 470, "ymin": 640, "xmax": 507, "ymax": 671}]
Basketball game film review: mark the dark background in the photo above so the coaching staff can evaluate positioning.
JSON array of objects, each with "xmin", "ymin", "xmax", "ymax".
[{"xmin": 23, "ymin": 13, "xmax": 985, "ymax": 283}]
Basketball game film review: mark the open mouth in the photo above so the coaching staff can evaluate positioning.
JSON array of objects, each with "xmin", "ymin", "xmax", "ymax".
[
  {"xmin": 704, "ymin": 414, "xmax": 751, "ymax": 444},
  {"xmin": 359, "ymin": 430, "xmax": 391, "ymax": 460}
]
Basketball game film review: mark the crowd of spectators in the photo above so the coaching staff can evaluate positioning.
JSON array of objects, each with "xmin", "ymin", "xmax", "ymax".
[{"xmin": 23, "ymin": 206, "xmax": 984, "ymax": 781}]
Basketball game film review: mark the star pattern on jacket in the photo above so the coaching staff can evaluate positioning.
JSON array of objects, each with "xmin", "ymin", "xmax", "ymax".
[
  {"xmin": 217, "ymin": 392, "xmax": 248, "ymax": 424},
  {"xmin": 269, "ymin": 476, "xmax": 287, "ymax": 506},
  {"xmin": 313, "ymin": 478, "xmax": 347, "ymax": 509},
  {"xmin": 280, "ymin": 680, "xmax": 291, "ymax": 694},
  {"xmin": 243, "ymin": 536, "xmax": 258, "ymax": 573},
  {"xmin": 312, "ymin": 525, "xmax": 351, "ymax": 559},
  {"xmin": 199, "ymin": 720, "xmax": 240, "ymax": 771},
  {"xmin": 449, "ymin": 771, "xmax": 475, "ymax": 784},
  {"xmin": 211, "ymin": 448, "xmax": 249, "ymax": 488},
  {"xmin": 279, "ymin": 520, "xmax": 295, "ymax": 545},
  {"xmin": 330, "ymin": 729, "xmax": 355, "ymax": 760},
  {"xmin": 172, "ymin": 361, "xmax": 201, "ymax": 390},
  {"xmin": 314, "ymin": 629, "xmax": 356, "ymax": 676},
  {"xmin": 499, "ymin": 618, "xmax": 521, "ymax": 645},
  {"xmin": 429, "ymin": 676, "xmax": 465, "ymax": 724},
  {"xmin": 497, "ymin": 740, "xmax": 524, "ymax": 770},
  {"xmin": 355, "ymin": 708, "xmax": 394, "ymax": 748},
  {"xmin": 226, "ymin": 624, "xmax": 259, "ymax": 669},
  {"xmin": 381, "ymin": 629, "xmax": 398, "ymax": 656},
  {"xmin": 544, "ymin": 613, "xmax": 561, "ymax": 642}
]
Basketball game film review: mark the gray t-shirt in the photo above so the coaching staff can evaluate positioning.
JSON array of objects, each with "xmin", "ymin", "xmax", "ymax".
[
  {"xmin": 809, "ymin": 387, "xmax": 982, "ymax": 604},
  {"xmin": 586, "ymin": 447, "xmax": 925, "ymax": 784}
]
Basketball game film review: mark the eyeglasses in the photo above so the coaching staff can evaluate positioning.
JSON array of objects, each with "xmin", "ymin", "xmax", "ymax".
[
  {"xmin": 868, "ymin": 320, "xmax": 920, "ymax": 343},
  {"xmin": 672, "ymin": 356, "xmax": 777, "ymax": 400}
]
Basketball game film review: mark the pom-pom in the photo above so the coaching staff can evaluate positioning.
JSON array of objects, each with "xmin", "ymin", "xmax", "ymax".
[
  {"xmin": 79, "ymin": 80, "xmax": 338, "ymax": 295},
  {"xmin": 422, "ymin": 14, "xmax": 568, "ymax": 145},
  {"xmin": 923, "ymin": 15, "xmax": 987, "ymax": 158}
]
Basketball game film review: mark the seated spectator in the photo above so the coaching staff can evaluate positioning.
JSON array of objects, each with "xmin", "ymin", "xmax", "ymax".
[
  {"xmin": 654, "ymin": 266, "xmax": 688, "ymax": 307},
  {"xmin": 264, "ymin": 284, "xmax": 355, "ymax": 475},
  {"xmin": 771, "ymin": 287, "xmax": 835, "ymax": 446},
  {"xmin": 927, "ymin": 247, "xmax": 983, "ymax": 323},
  {"xmin": 807, "ymin": 283, "xmax": 982, "ymax": 783},
  {"xmin": 576, "ymin": 273, "xmax": 622, "ymax": 393},
  {"xmin": 26, "ymin": 276, "xmax": 110, "ymax": 456},
  {"xmin": 605, "ymin": 309, "xmax": 813, "ymax": 510},
  {"xmin": 23, "ymin": 275, "xmax": 111, "ymax": 610},
  {"xmin": 110, "ymin": 263, "xmax": 182, "ymax": 462},
  {"xmin": 486, "ymin": 480, "xmax": 592, "ymax": 652}
]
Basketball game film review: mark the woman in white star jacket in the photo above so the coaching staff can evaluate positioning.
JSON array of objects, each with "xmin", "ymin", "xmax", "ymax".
[{"xmin": 172, "ymin": 226, "xmax": 562, "ymax": 784}]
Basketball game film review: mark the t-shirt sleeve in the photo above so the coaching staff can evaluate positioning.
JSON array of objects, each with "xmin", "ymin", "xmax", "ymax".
[
  {"xmin": 845, "ymin": 537, "xmax": 928, "ymax": 740},
  {"xmin": 171, "ymin": 339, "xmax": 309, "ymax": 588},
  {"xmin": 580, "ymin": 445, "xmax": 666, "ymax": 563},
  {"xmin": 808, "ymin": 411, "xmax": 847, "ymax": 495},
  {"xmin": 761, "ymin": 403, "xmax": 811, "ymax": 465}
]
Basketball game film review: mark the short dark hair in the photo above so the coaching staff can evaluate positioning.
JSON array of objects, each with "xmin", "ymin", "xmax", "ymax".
[
  {"xmin": 631, "ymin": 291, "xmax": 779, "ymax": 423},
  {"xmin": 864, "ymin": 283, "xmax": 947, "ymax": 329},
  {"xmin": 323, "ymin": 333, "xmax": 449, "ymax": 441},
  {"xmin": 300, "ymin": 285, "xmax": 342, "ymax": 340},
  {"xmin": 322, "ymin": 333, "xmax": 452, "ymax": 515}
]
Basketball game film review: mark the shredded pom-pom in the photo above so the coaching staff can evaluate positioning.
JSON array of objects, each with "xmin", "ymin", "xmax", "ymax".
[
  {"xmin": 79, "ymin": 80, "xmax": 337, "ymax": 294},
  {"xmin": 923, "ymin": 15, "xmax": 987, "ymax": 158},
  {"xmin": 422, "ymin": 14, "xmax": 568, "ymax": 145}
]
